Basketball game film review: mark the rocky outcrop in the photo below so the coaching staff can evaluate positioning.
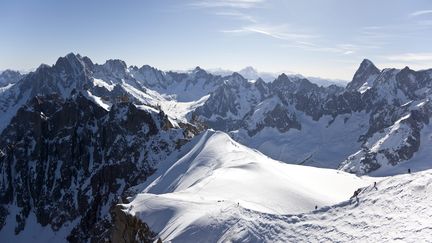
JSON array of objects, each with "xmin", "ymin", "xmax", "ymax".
[
  {"xmin": 192, "ymin": 60, "xmax": 432, "ymax": 175},
  {"xmin": 346, "ymin": 59, "xmax": 380, "ymax": 91},
  {"xmin": 340, "ymin": 101, "xmax": 431, "ymax": 174},
  {"xmin": 110, "ymin": 205, "xmax": 157, "ymax": 243},
  {"xmin": 0, "ymin": 93, "xmax": 197, "ymax": 242},
  {"xmin": 0, "ymin": 70, "xmax": 24, "ymax": 87},
  {"xmin": 193, "ymin": 73, "xmax": 270, "ymax": 131}
]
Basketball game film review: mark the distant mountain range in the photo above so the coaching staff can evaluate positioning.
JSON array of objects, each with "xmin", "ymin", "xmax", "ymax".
[
  {"xmin": 208, "ymin": 65, "xmax": 348, "ymax": 86},
  {"xmin": 1, "ymin": 53, "xmax": 431, "ymax": 242}
]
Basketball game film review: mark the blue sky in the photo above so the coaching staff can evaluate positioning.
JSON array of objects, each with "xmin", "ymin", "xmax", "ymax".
[{"xmin": 1, "ymin": 0, "xmax": 431, "ymax": 80}]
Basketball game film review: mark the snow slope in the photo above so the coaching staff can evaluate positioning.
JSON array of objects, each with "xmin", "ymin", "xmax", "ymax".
[
  {"xmin": 208, "ymin": 169, "xmax": 432, "ymax": 242},
  {"xmin": 370, "ymin": 120, "xmax": 432, "ymax": 176},
  {"xmin": 232, "ymin": 111, "xmax": 370, "ymax": 169},
  {"xmin": 124, "ymin": 151, "xmax": 431, "ymax": 242},
  {"xmin": 122, "ymin": 130, "xmax": 372, "ymax": 241}
]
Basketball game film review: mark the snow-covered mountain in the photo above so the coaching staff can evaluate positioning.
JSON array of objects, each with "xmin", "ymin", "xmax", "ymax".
[
  {"xmin": 115, "ymin": 129, "xmax": 432, "ymax": 242},
  {"xmin": 237, "ymin": 66, "xmax": 280, "ymax": 83},
  {"xmin": 0, "ymin": 92, "xmax": 200, "ymax": 242},
  {"xmin": 0, "ymin": 53, "xmax": 209, "ymax": 242},
  {"xmin": 122, "ymin": 165, "xmax": 431, "ymax": 242},
  {"xmin": 114, "ymin": 130, "xmax": 372, "ymax": 242},
  {"xmin": 193, "ymin": 60, "xmax": 432, "ymax": 175},
  {"xmin": 209, "ymin": 66, "xmax": 347, "ymax": 86},
  {"xmin": 193, "ymin": 73, "xmax": 270, "ymax": 131},
  {"xmin": 207, "ymin": 66, "xmax": 274, "ymax": 81},
  {"xmin": 130, "ymin": 66, "xmax": 223, "ymax": 102},
  {"xmin": 0, "ymin": 53, "xmax": 223, "ymax": 133},
  {"xmin": 0, "ymin": 70, "xmax": 24, "ymax": 88},
  {"xmin": 1, "ymin": 53, "xmax": 432, "ymax": 242}
]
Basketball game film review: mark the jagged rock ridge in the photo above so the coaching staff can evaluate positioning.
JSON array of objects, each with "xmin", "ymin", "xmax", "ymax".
[{"xmin": 0, "ymin": 91, "xmax": 198, "ymax": 241}]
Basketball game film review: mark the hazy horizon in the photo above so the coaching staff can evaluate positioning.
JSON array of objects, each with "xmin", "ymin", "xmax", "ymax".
[{"xmin": 1, "ymin": 0, "xmax": 432, "ymax": 80}]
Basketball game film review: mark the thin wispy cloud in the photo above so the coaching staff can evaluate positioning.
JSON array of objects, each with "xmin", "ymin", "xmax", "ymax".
[
  {"xmin": 182, "ymin": 1, "xmax": 432, "ymax": 79},
  {"xmin": 221, "ymin": 24, "xmax": 317, "ymax": 41},
  {"xmin": 198, "ymin": 1, "xmax": 369, "ymax": 56},
  {"xmin": 410, "ymin": 10, "xmax": 432, "ymax": 17},
  {"xmin": 191, "ymin": 0, "xmax": 265, "ymax": 9},
  {"xmin": 222, "ymin": 24, "xmax": 374, "ymax": 56}
]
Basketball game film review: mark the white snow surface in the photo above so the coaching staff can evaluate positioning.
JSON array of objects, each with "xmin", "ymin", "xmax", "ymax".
[
  {"xmin": 83, "ymin": 90, "xmax": 111, "ymax": 110},
  {"xmin": 370, "ymin": 120, "xmax": 432, "ymax": 176},
  {"xmin": 123, "ymin": 130, "xmax": 374, "ymax": 242},
  {"xmin": 119, "ymin": 82, "xmax": 209, "ymax": 122},
  {"xmin": 92, "ymin": 78, "xmax": 115, "ymax": 91},
  {"xmin": 125, "ymin": 154, "xmax": 432, "ymax": 242},
  {"xmin": 357, "ymin": 73, "xmax": 378, "ymax": 93},
  {"xmin": 0, "ymin": 83, "xmax": 15, "ymax": 94},
  {"xmin": 233, "ymin": 111, "xmax": 370, "ymax": 169}
]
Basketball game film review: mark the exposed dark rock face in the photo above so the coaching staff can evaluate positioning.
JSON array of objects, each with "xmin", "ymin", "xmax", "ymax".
[
  {"xmin": 110, "ymin": 205, "xmax": 157, "ymax": 243},
  {"xmin": 0, "ymin": 70, "xmax": 24, "ymax": 87},
  {"xmin": 193, "ymin": 72, "xmax": 350, "ymax": 133},
  {"xmin": 1, "ymin": 53, "xmax": 432, "ymax": 241},
  {"xmin": 346, "ymin": 59, "xmax": 380, "ymax": 91},
  {"xmin": 129, "ymin": 65, "xmax": 225, "ymax": 102},
  {"xmin": 0, "ymin": 52, "xmax": 232, "ymax": 133},
  {"xmin": 192, "ymin": 59, "xmax": 432, "ymax": 175},
  {"xmin": 340, "ymin": 102, "xmax": 431, "ymax": 174},
  {"xmin": 0, "ymin": 93, "xmax": 196, "ymax": 242},
  {"xmin": 194, "ymin": 73, "xmax": 270, "ymax": 131},
  {"xmin": 246, "ymin": 104, "xmax": 301, "ymax": 136}
]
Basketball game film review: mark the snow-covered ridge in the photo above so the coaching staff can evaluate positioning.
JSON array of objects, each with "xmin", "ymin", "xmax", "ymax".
[
  {"xmin": 208, "ymin": 66, "xmax": 347, "ymax": 86},
  {"xmin": 123, "ymin": 146, "xmax": 432, "ymax": 242},
  {"xmin": 0, "ymin": 53, "xmax": 217, "ymax": 133},
  {"xmin": 2, "ymin": 53, "xmax": 432, "ymax": 176},
  {"xmin": 0, "ymin": 92, "xmax": 197, "ymax": 242},
  {"xmin": 0, "ymin": 70, "xmax": 24, "ymax": 87},
  {"xmin": 1, "ymin": 53, "xmax": 432, "ymax": 242},
  {"xmin": 121, "ymin": 130, "xmax": 372, "ymax": 241},
  {"xmin": 193, "ymin": 59, "xmax": 432, "ymax": 175}
]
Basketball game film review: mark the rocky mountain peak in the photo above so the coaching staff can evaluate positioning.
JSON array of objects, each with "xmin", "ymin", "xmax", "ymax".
[
  {"xmin": 276, "ymin": 73, "xmax": 290, "ymax": 82},
  {"xmin": 239, "ymin": 66, "xmax": 259, "ymax": 78},
  {"xmin": 81, "ymin": 56, "xmax": 95, "ymax": 69},
  {"xmin": 240, "ymin": 66, "xmax": 256, "ymax": 72},
  {"xmin": 191, "ymin": 66, "xmax": 210, "ymax": 78},
  {"xmin": 192, "ymin": 66, "xmax": 204, "ymax": 72},
  {"xmin": 296, "ymin": 78, "xmax": 318, "ymax": 91},
  {"xmin": 0, "ymin": 69, "xmax": 23, "ymax": 87},
  {"xmin": 0, "ymin": 69, "xmax": 21, "ymax": 78},
  {"xmin": 401, "ymin": 66, "xmax": 411, "ymax": 71},
  {"xmin": 230, "ymin": 71, "xmax": 244, "ymax": 79},
  {"xmin": 359, "ymin": 59, "xmax": 376, "ymax": 69},
  {"xmin": 139, "ymin": 64, "xmax": 156, "ymax": 72},
  {"xmin": 0, "ymin": 91, "xmax": 195, "ymax": 241},
  {"xmin": 271, "ymin": 73, "xmax": 295, "ymax": 91},
  {"xmin": 255, "ymin": 77, "xmax": 265, "ymax": 84},
  {"xmin": 102, "ymin": 59, "xmax": 127, "ymax": 73},
  {"xmin": 346, "ymin": 59, "xmax": 380, "ymax": 91},
  {"xmin": 224, "ymin": 72, "xmax": 247, "ymax": 86},
  {"xmin": 54, "ymin": 52, "xmax": 89, "ymax": 75}
]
